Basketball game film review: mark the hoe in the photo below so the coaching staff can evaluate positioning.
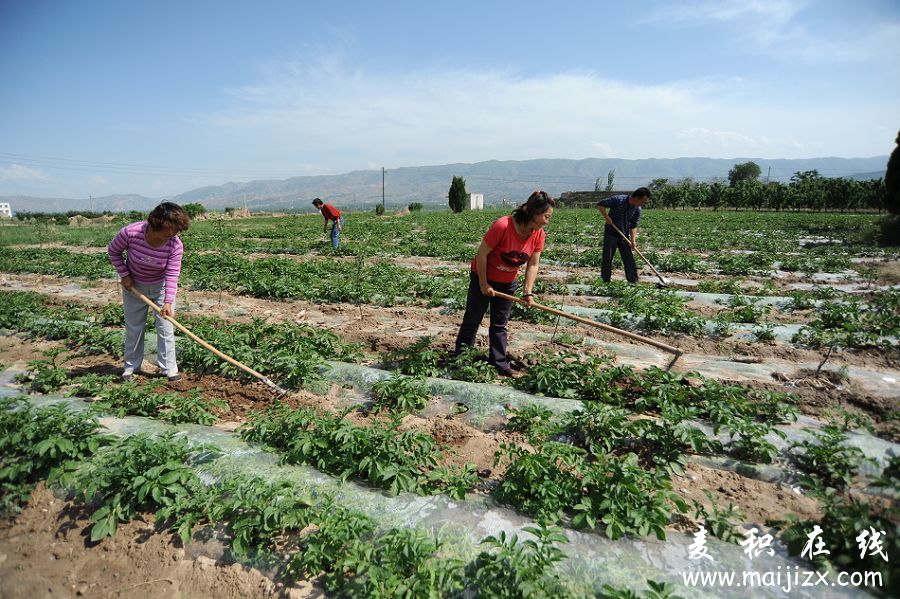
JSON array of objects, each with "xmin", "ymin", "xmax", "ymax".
[
  {"xmin": 128, "ymin": 287, "xmax": 288, "ymax": 397},
  {"xmin": 491, "ymin": 290, "xmax": 684, "ymax": 369}
]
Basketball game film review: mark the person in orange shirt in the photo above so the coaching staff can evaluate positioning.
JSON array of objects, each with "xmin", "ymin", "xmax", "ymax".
[
  {"xmin": 312, "ymin": 198, "xmax": 344, "ymax": 249},
  {"xmin": 454, "ymin": 190, "xmax": 555, "ymax": 376}
]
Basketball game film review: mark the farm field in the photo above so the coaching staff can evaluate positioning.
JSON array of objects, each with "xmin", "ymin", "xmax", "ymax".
[{"xmin": 1, "ymin": 207, "xmax": 898, "ymax": 597}]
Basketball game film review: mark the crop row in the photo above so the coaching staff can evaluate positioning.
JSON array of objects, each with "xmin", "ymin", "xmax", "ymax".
[
  {"xmin": 548, "ymin": 245, "xmax": 857, "ymax": 275},
  {"xmin": 0, "ymin": 247, "xmax": 472, "ymax": 308},
  {"xmin": 586, "ymin": 282, "xmax": 899, "ymax": 350},
  {"xmin": 2, "ymin": 208, "xmax": 895, "ymax": 259},
  {"xmin": 0, "ymin": 290, "xmax": 363, "ymax": 390}
]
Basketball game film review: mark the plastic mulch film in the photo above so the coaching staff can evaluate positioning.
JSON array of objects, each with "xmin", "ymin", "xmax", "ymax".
[
  {"xmin": 672, "ymin": 291, "xmax": 803, "ymax": 309},
  {"xmin": 1, "ymin": 376, "xmax": 865, "ymax": 598},
  {"xmin": 688, "ymin": 416, "xmax": 898, "ymax": 479},
  {"xmin": 322, "ymin": 361, "xmax": 583, "ymax": 429},
  {"xmin": 786, "ymin": 282, "xmax": 899, "ymax": 294}
]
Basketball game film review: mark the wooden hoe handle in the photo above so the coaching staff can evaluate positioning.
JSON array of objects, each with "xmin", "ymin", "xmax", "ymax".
[
  {"xmin": 491, "ymin": 290, "xmax": 683, "ymax": 356},
  {"xmin": 127, "ymin": 287, "xmax": 286, "ymax": 393}
]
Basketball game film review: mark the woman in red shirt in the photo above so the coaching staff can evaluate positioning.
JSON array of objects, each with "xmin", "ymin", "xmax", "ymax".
[{"xmin": 454, "ymin": 190, "xmax": 555, "ymax": 376}]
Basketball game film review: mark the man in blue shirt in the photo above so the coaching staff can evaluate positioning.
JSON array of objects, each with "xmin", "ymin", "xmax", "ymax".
[{"xmin": 596, "ymin": 187, "xmax": 651, "ymax": 284}]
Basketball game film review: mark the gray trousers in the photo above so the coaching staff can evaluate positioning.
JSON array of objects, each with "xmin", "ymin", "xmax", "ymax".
[{"xmin": 122, "ymin": 280, "xmax": 177, "ymax": 376}]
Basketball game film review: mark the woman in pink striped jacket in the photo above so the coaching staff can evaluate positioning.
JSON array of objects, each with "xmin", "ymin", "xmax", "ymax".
[{"xmin": 107, "ymin": 202, "xmax": 191, "ymax": 382}]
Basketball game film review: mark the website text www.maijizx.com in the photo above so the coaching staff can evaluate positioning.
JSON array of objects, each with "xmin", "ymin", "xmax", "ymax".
[{"xmin": 681, "ymin": 566, "xmax": 882, "ymax": 593}]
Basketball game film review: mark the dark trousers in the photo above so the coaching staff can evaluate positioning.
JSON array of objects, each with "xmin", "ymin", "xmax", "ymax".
[
  {"xmin": 601, "ymin": 230, "xmax": 639, "ymax": 283},
  {"xmin": 454, "ymin": 270, "xmax": 518, "ymax": 368}
]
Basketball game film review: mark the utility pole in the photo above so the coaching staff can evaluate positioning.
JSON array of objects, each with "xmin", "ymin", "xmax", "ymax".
[
  {"xmin": 765, "ymin": 166, "xmax": 771, "ymax": 184},
  {"xmin": 89, "ymin": 194, "xmax": 94, "ymax": 213},
  {"xmin": 382, "ymin": 167, "xmax": 385, "ymax": 209}
]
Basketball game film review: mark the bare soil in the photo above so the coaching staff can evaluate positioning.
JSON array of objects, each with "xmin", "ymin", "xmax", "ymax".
[
  {"xmin": 0, "ymin": 484, "xmax": 317, "ymax": 599},
  {"xmin": 674, "ymin": 463, "xmax": 821, "ymax": 528}
]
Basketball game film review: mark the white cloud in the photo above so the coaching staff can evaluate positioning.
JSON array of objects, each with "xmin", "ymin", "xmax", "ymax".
[
  {"xmin": 190, "ymin": 54, "xmax": 890, "ymax": 165},
  {"xmin": 589, "ymin": 142, "xmax": 615, "ymax": 158},
  {"xmin": 0, "ymin": 163, "xmax": 48, "ymax": 181},
  {"xmin": 89, "ymin": 175, "xmax": 108, "ymax": 186},
  {"xmin": 643, "ymin": 0, "xmax": 900, "ymax": 64},
  {"xmin": 778, "ymin": 21, "xmax": 900, "ymax": 62},
  {"xmin": 644, "ymin": 0, "xmax": 804, "ymax": 26}
]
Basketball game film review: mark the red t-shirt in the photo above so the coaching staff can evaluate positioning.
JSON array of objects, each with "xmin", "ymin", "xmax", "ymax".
[
  {"xmin": 321, "ymin": 203, "xmax": 341, "ymax": 221},
  {"xmin": 471, "ymin": 215, "xmax": 546, "ymax": 283}
]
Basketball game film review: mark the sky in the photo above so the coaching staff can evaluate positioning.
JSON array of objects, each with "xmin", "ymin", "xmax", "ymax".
[{"xmin": 1, "ymin": 0, "xmax": 898, "ymax": 199}]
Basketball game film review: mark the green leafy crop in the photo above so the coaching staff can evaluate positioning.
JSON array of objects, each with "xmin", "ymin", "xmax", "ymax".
[
  {"xmin": 61, "ymin": 432, "xmax": 205, "ymax": 542},
  {"xmin": 0, "ymin": 399, "xmax": 112, "ymax": 515},
  {"xmin": 371, "ymin": 372, "xmax": 431, "ymax": 413}
]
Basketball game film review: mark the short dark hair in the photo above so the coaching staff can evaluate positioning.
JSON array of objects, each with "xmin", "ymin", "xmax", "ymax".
[
  {"xmin": 147, "ymin": 201, "xmax": 190, "ymax": 232},
  {"xmin": 512, "ymin": 190, "xmax": 555, "ymax": 224},
  {"xmin": 311, "ymin": 198, "xmax": 323, "ymax": 207},
  {"xmin": 631, "ymin": 187, "xmax": 651, "ymax": 200}
]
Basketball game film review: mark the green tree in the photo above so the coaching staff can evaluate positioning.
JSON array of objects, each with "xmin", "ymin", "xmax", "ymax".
[
  {"xmin": 605, "ymin": 169, "xmax": 616, "ymax": 192},
  {"xmin": 728, "ymin": 161, "xmax": 762, "ymax": 186},
  {"xmin": 448, "ymin": 176, "xmax": 467, "ymax": 213},
  {"xmin": 182, "ymin": 203, "xmax": 207, "ymax": 218},
  {"xmin": 708, "ymin": 181, "xmax": 726, "ymax": 211},
  {"xmin": 766, "ymin": 181, "xmax": 790, "ymax": 212},
  {"xmin": 671, "ymin": 177, "xmax": 694, "ymax": 209},
  {"xmin": 648, "ymin": 178, "xmax": 669, "ymax": 192},
  {"xmin": 791, "ymin": 170, "xmax": 826, "ymax": 211}
]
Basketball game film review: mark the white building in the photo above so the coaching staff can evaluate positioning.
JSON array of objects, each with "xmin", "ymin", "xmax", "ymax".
[
  {"xmin": 468, "ymin": 193, "xmax": 484, "ymax": 210},
  {"xmin": 0, "ymin": 203, "xmax": 11, "ymax": 218}
]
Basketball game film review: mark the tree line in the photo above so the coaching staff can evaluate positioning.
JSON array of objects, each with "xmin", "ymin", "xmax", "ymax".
[{"xmin": 646, "ymin": 165, "xmax": 886, "ymax": 212}]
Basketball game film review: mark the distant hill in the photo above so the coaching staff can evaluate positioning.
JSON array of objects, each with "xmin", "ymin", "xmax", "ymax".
[
  {"xmin": 1, "ymin": 156, "xmax": 888, "ymax": 213},
  {"xmin": 172, "ymin": 156, "xmax": 889, "ymax": 211}
]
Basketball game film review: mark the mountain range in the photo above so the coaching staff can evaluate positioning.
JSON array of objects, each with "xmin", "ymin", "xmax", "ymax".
[{"xmin": 2, "ymin": 156, "xmax": 888, "ymax": 214}]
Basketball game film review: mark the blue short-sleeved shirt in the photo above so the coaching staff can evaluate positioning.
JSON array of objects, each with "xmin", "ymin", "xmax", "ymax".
[{"xmin": 599, "ymin": 194, "xmax": 642, "ymax": 235}]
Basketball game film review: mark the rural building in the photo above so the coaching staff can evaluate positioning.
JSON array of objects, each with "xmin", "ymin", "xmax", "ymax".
[
  {"xmin": 0, "ymin": 203, "xmax": 12, "ymax": 218},
  {"xmin": 468, "ymin": 193, "xmax": 484, "ymax": 210}
]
